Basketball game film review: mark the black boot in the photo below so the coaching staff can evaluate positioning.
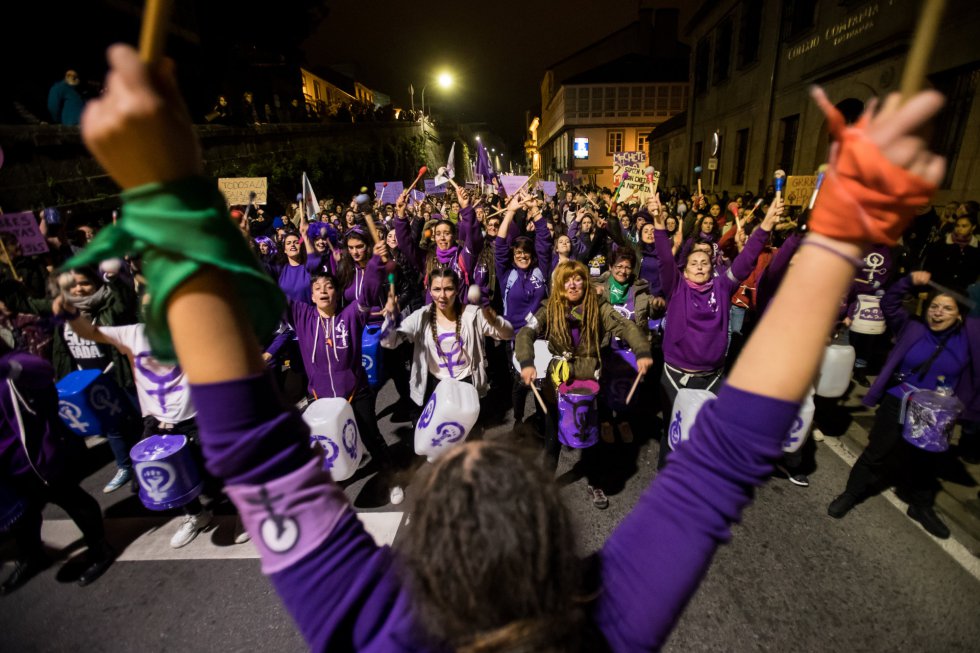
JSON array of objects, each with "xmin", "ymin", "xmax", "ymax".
[
  {"xmin": 828, "ymin": 492, "xmax": 858, "ymax": 519},
  {"xmin": 0, "ymin": 553, "xmax": 50, "ymax": 595},
  {"xmin": 906, "ymin": 504, "xmax": 950, "ymax": 539},
  {"xmin": 78, "ymin": 543, "xmax": 115, "ymax": 587}
]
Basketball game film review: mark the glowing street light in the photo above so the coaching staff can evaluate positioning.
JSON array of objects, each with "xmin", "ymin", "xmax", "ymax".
[
  {"xmin": 437, "ymin": 72, "xmax": 454, "ymax": 89},
  {"xmin": 475, "ymin": 135, "xmax": 481, "ymax": 141}
]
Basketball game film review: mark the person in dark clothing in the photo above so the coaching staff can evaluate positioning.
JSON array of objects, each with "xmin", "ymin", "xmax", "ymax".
[
  {"xmin": 924, "ymin": 215, "xmax": 980, "ymax": 294},
  {"xmin": 47, "ymin": 69, "xmax": 85, "ymax": 125}
]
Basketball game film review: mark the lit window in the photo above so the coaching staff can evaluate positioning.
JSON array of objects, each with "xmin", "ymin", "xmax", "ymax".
[{"xmin": 607, "ymin": 130, "xmax": 624, "ymax": 154}]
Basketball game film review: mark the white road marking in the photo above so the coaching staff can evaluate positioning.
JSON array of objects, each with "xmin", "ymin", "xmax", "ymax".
[
  {"xmin": 821, "ymin": 436, "xmax": 980, "ymax": 582},
  {"xmin": 39, "ymin": 512, "xmax": 404, "ymax": 562}
]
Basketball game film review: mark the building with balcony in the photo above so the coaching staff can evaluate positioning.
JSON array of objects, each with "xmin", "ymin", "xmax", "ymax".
[
  {"xmin": 537, "ymin": 7, "xmax": 690, "ymax": 189},
  {"xmin": 649, "ymin": 0, "xmax": 980, "ymax": 203}
]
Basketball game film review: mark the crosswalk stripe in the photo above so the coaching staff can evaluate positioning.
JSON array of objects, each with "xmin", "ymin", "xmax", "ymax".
[{"xmin": 40, "ymin": 512, "xmax": 404, "ymax": 562}]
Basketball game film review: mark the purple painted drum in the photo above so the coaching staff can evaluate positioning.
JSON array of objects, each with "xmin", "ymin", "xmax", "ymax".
[
  {"xmin": 601, "ymin": 348, "xmax": 638, "ymax": 411},
  {"xmin": 557, "ymin": 379, "xmax": 600, "ymax": 448},
  {"xmin": 902, "ymin": 390, "xmax": 963, "ymax": 453},
  {"xmin": 130, "ymin": 435, "xmax": 203, "ymax": 511}
]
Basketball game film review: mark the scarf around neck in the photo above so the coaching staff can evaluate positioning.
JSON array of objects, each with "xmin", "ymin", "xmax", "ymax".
[
  {"xmin": 67, "ymin": 284, "xmax": 113, "ymax": 319},
  {"xmin": 435, "ymin": 245, "xmax": 459, "ymax": 265},
  {"xmin": 608, "ymin": 276, "xmax": 629, "ymax": 305},
  {"xmin": 684, "ymin": 278, "xmax": 714, "ymax": 293}
]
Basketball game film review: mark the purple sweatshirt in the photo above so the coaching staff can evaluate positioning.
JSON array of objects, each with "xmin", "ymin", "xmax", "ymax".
[
  {"xmin": 494, "ymin": 217, "xmax": 549, "ymax": 331},
  {"xmin": 289, "ymin": 256, "xmax": 382, "ymax": 399},
  {"xmin": 192, "ymin": 370, "xmax": 800, "ymax": 652},
  {"xmin": 276, "ymin": 257, "xmax": 324, "ymax": 304},
  {"xmin": 658, "ymin": 226, "xmax": 769, "ymax": 371}
]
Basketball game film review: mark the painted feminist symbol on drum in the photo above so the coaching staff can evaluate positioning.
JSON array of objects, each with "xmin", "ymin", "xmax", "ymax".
[
  {"xmin": 419, "ymin": 394, "xmax": 437, "ymax": 429},
  {"xmin": 58, "ymin": 401, "xmax": 90, "ymax": 433},
  {"xmin": 669, "ymin": 412, "xmax": 683, "ymax": 448},
  {"xmin": 247, "ymin": 487, "xmax": 299, "ymax": 554},
  {"xmin": 361, "ymin": 355, "xmax": 373, "ymax": 371},
  {"xmin": 436, "ymin": 333, "xmax": 466, "ymax": 377},
  {"xmin": 136, "ymin": 461, "xmax": 177, "ymax": 502},
  {"xmin": 782, "ymin": 416, "xmax": 805, "ymax": 450},
  {"xmin": 858, "ymin": 306, "xmax": 884, "ymax": 321},
  {"xmin": 90, "ymin": 384, "xmax": 122, "ymax": 416},
  {"xmin": 341, "ymin": 419, "xmax": 358, "ymax": 459},
  {"xmin": 431, "ymin": 422, "xmax": 465, "ymax": 447},
  {"xmin": 310, "ymin": 434, "xmax": 340, "ymax": 471}
]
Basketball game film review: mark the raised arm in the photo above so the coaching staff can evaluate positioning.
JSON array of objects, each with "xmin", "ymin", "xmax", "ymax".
[
  {"xmin": 457, "ymin": 191, "xmax": 483, "ymax": 272},
  {"xmin": 394, "ymin": 193, "xmax": 425, "ymax": 273},
  {"xmin": 881, "ymin": 272, "xmax": 923, "ymax": 334},
  {"xmin": 648, "ymin": 196, "xmax": 677, "ymax": 299},
  {"xmin": 533, "ymin": 210, "xmax": 553, "ymax": 279},
  {"xmin": 727, "ymin": 200, "xmax": 782, "ymax": 283}
]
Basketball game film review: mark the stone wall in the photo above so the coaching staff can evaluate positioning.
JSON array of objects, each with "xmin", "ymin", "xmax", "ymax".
[{"xmin": 0, "ymin": 122, "xmax": 446, "ymax": 219}]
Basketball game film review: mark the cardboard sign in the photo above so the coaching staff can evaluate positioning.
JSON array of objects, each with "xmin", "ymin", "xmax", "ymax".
[
  {"xmin": 536, "ymin": 181, "xmax": 558, "ymax": 198},
  {"xmin": 408, "ymin": 189, "xmax": 426, "ymax": 205},
  {"xmin": 374, "ymin": 181, "xmax": 405, "ymax": 204},
  {"xmin": 0, "ymin": 211, "xmax": 48, "ymax": 256},
  {"xmin": 616, "ymin": 166, "xmax": 659, "ymax": 203},
  {"xmin": 499, "ymin": 175, "xmax": 530, "ymax": 197},
  {"xmin": 218, "ymin": 177, "xmax": 268, "ymax": 206},
  {"xmin": 613, "ymin": 151, "xmax": 647, "ymax": 167},
  {"xmin": 424, "ymin": 179, "xmax": 447, "ymax": 195},
  {"xmin": 784, "ymin": 175, "xmax": 818, "ymax": 206}
]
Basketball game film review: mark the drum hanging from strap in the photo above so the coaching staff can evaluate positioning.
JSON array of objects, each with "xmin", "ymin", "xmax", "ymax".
[
  {"xmin": 667, "ymin": 389, "xmax": 715, "ymax": 451},
  {"xmin": 557, "ymin": 379, "xmax": 600, "ymax": 448},
  {"xmin": 600, "ymin": 348, "xmax": 638, "ymax": 411},
  {"xmin": 303, "ymin": 398, "xmax": 366, "ymax": 481},
  {"xmin": 902, "ymin": 390, "xmax": 963, "ymax": 453},
  {"xmin": 415, "ymin": 379, "xmax": 481, "ymax": 461},
  {"xmin": 56, "ymin": 369, "xmax": 127, "ymax": 437},
  {"xmin": 361, "ymin": 324, "xmax": 386, "ymax": 389},
  {"xmin": 816, "ymin": 344, "xmax": 856, "ymax": 398},
  {"xmin": 850, "ymin": 294, "xmax": 885, "ymax": 335},
  {"xmin": 131, "ymin": 435, "xmax": 203, "ymax": 511}
]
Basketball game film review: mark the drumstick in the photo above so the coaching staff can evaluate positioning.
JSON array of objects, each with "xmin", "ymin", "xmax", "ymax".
[
  {"xmin": 928, "ymin": 280, "xmax": 976, "ymax": 309},
  {"xmin": 625, "ymin": 371, "xmax": 644, "ymax": 405},
  {"xmin": 529, "ymin": 382, "xmax": 548, "ymax": 415},
  {"xmin": 900, "ymin": 0, "xmax": 947, "ymax": 102},
  {"xmin": 406, "ymin": 166, "xmax": 429, "ymax": 194},
  {"xmin": 364, "ymin": 214, "xmax": 381, "ymax": 245},
  {"xmin": 139, "ymin": 0, "xmax": 173, "ymax": 63},
  {"xmin": 0, "ymin": 237, "xmax": 20, "ymax": 282}
]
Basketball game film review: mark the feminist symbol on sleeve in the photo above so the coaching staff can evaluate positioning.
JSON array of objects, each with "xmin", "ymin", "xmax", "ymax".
[{"xmin": 246, "ymin": 487, "xmax": 299, "ymax": 554}]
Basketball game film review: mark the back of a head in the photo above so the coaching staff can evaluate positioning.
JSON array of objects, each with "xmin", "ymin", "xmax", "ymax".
[{"xmin": 397, "ymin": 440, "xmax": 584, "ymax": 652}]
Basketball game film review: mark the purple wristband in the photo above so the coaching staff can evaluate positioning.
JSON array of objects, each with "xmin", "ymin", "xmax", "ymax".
[
  {"xmin": 225, "ymin": 456, "xmax": 348, "ymax": 574},
  {"xmin": 798, "ymin": 237, "xmax": 866, "ymax": 268}
]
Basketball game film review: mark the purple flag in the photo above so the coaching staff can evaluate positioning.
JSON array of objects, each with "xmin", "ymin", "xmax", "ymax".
[{"xmin": 475, "ymin": 143, "xmax": 494, "ymax": 185}]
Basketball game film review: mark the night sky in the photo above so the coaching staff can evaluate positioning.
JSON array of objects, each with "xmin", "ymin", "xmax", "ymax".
[{"xmin": 301, "ymin": 1, "xmax": 647, "ymax": 148}]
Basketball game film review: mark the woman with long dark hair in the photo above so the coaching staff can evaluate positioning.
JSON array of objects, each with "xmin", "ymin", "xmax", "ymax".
[
  {"xmin": 828, "ymin": 270, "xmax": 980, "ymax": 538},
  {"xmin": 76, "ymin": 45, "xmax": 942, "ymax": 652}
]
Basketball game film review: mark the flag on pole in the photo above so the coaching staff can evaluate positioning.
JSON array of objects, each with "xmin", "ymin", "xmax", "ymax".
[
  {"xmin": 475, "ymin": 143, "xmax": 494, "ymax": 185},
  {"xmin": 434, "ymin": 142, "xmax": 456, "ymax": 186},
  {"xmin": 302, "ymin": 172, "xmax": 319, "ymax": 220}
]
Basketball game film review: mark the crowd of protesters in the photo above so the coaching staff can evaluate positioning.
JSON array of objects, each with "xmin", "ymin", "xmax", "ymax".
[{"xmin": 1, "ymin": 42, "xmax": 975, "ymax": 652}]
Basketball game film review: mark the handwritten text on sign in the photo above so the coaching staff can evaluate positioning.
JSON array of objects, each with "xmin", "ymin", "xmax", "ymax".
[
  {"xmin": 218, "ymin": 178, "xmax": 268, "ymax": 206},
  {"xmin": 0, "ymin": 212, "xmax": 47, "ymax": 256},
  {"xmin": 617, "ymin": 167, "xmax": 660, "ymax": 203},
  {"xmin": 784, "ymin": 176, "xmax": 818, "ymax": 206}
]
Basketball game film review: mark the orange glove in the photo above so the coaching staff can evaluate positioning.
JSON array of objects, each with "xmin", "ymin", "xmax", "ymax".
[{"xmin": 808, "ymin": 89, "xmax": 936, "ymax": 246}]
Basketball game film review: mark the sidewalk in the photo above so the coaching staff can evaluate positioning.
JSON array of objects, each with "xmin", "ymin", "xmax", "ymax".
[{"xmin": 825, "ymin": 380, "xmax": 980, "ymax": 557}]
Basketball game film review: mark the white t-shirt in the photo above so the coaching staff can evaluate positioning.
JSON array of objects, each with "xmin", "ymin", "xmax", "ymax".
[
  {"xmin": 101, "ymin": 324, "xmax": 196, "ymax": 423},
  {"xmin": 423, "ymin": 323, "xmax": 471, "ymax": 380}
]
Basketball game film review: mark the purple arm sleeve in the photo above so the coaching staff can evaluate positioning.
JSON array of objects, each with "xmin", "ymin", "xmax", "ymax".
[
  {"xmin": 459, "ymin": 205, "xmax": 482, "ymax": 272},
  {"xmin": 534, "ymin": 215, "xmax": 552, "ymax": 278},
  {"xmin": 494, "ymin": 234, "xmax": 512, "ymax": 287},
  {"xmin": 264, "ymin": 330, "xmax": 292, "ymax": 360},
  {"xmin": 594, "ymin": 384, "xmax": 800, "ymax": 651},
  {"xmin": 395, "ymin": 218, "xmax": 424, "ymax": 273},
  {"xmin": 728, "ymin": 227, "xmax": 769, "ymax": 283},
  {"xmin": 1, "ymin": 352, "xmax": 55, "ymax": 388},
  {"xmin": 882, "ymin": 274, "xmax": 914, "ymax": 334},
  {"xmin": 362, "ymin": 254, "xmax": 384, "ymax": 310},
  {"xmin": 654, "ymin": 229, "xmax": 677, "ymax": 301}
]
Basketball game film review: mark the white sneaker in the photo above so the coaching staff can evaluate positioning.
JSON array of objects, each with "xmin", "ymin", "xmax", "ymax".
[
  {"xmin": 813, "ymin": 428, "xmax": 825, "ymax": 442},
  {"xmin": 170, "ymin": 509, "xmax": 213, "ymax": 549},
  {"xmin": 389, "ymin": 486, "xmax": 405, "ymax": 506},
  {"xmin": 233, "ymin": 518, "xmax": 251, "ymax": 544}
]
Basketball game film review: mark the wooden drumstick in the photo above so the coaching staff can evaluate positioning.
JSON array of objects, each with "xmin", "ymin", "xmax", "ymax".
[
  {"xmin": 139, "ymin": 0, "xmax": 173, "ymax": 63},
  {"xmin": 625, "ymin": 371, "xmax": 644, "ymax": 405},
  {"xmin": 529, "ymin": 381, "xmax": 548, "ymax": 415},
  {"xmin": 406, "ymin": 166, "xmax": 429, "ymax": 194},
  {"xmin": 900, "ymin": 0, "xmax": 947, "ymax": 102},
  {"xmin": 0, "ymin": 237, "xmax": 20, "ymax": 282}
]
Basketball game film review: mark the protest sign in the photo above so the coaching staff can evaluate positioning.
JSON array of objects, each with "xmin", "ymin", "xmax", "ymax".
[
  {"xmin": 536, "ymin": 181, "xmax": 558, "ymax": 198},
  {"xmin": 616, "ymin": 166, "xmax": 659, "ymax": 204},
  {"xmin": 424, "ymin": 179, "xmax": 447, "ymax": 195},
  {"xmin": 784, "ymin": 176, "xmax": 818, "ymax": 206},
  {"xmin": 613, "ymin": 151, "xmax": 647, "ymax": 168},
  {"xmin": 218, "ymin": 177, "xmax": 267, "ymax": 206},
  {"xmin": 499, "ymin": 175, "xmax": 530, "ymax": 197},
  {"xmin": 374, "ymin": 181, "xmax": 405, "ymax": 204},
  {"xmin": 408, "ymin": 190, "xmax": 426, "ymax": 205},
  {"xmin": 0, "ymin": 211, "xmax": 47, "ymax": 256}
]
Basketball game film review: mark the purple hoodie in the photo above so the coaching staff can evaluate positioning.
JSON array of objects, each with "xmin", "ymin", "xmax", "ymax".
[
  {"xmin": 494, "ymin": 217, "xmax": 549, "ymax": 331},
  {"xmin": 289, "ymin": 255, "xmax": 382, "ymax": 399},
  {"xmin": 658, "ymin": 226, "xmax": 769, "ymax": 371}
]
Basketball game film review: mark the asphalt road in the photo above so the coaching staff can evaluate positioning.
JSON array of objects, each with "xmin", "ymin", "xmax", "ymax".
[{"xmin": 2, "ymin": 380, "xmax": 979, "ymax": 652}]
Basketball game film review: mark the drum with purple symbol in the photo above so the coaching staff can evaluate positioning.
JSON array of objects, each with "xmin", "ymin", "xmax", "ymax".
[
  {"xmin": 557, "ymin": 380, "xmax": 600, "ymax": 448},
  {"xmin": 902, "ymin": 390, "xmax": 963, "ymax": 453},
  {"xmin": 667, "ymin": 389, "xmax": 715, "ymax": 451},
  {"xmin": 600, "ymin": 348, "xmax": 638, "ymax": 411},
  {"xmin": 850, "ymin": 294, "xmax": 885, "ymax": 335},
  {"xmin": 415, "ymin": 379, "xmax": 480, "ymax": 461},
  {"xmin": 131, "ymin": 435, "xmax": 203, "ymax": 511},
  {"xmin": 303, "ymin": 398, "xmax": 366, "ymax": 481},
  {"xmin": 56, "ymin": 369, "xmax": 127, "ymax": 437},
  {"xmin": 782, "ymin": 389, "xmax": 815, "ymax": 453}
]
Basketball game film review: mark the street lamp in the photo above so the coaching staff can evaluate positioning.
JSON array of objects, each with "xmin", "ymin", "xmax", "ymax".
[
  {"xmin": 475, "ymin": 135, "xmax": 481, "ymax": 142},
  {"xmin": 421, "ymin": 71, "xmax": 453, "ymax": 118}
]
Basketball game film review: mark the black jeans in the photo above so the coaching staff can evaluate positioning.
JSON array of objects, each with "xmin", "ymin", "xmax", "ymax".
[
  {"xmin": 844, "ymin": 394, "xmax": 940, "ymax": 507},
  {"xmin": 9, "ymin": 478, "xmax": 105, "ymax": 559},
  {"xmin": 350, "ymin": 385, "xmax": 393, "ymax": 470}
]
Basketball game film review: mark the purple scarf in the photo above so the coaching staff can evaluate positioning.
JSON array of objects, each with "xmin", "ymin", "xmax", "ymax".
[
  {"xmin": 684, "ymin": 278, "xmax": 715, "ymax": 292},
  {"xmin": 435, "ymin": 245, "xmax": 459, "ymax": 266}
]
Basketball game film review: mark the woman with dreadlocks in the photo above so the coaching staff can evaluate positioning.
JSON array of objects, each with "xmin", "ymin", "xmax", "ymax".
[
  {"xmin": 394, "ymin": 187, "xmax": 483, "ymax": 306},
  {"xmin": 516, "ymin": 260, "xmax": 652, "ymax": 508},
  {"xmin": 381, "ymin": 266, "xmax": 513, "ymax": 407},
  {"xmin": 81, "ymin": 45, "xmax": 943, "ymax": 652}
]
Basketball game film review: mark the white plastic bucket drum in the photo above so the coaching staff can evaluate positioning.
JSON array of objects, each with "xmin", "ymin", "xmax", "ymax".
[
  {"xmin": 415, "ymin": 379, "xmax": 481, "ymax": 461},
  {"xmin": 850, "ymin": 294, "xmax": 885, "ymax": 335},
  {"xmin": 667, "ymin": 389, "xmax": 715, "ymax": 451},
  {"xmin": 816, "ymin": 344, "xmax": 856, "ymax": 398},
  {"xmin": 303, "ymin": 398, "xmax": 365, "ymax": 481},
  {"xmin": 512, "ymin": 339, "xmax": 552, "ymax": 379},
  {"xmin": 783, "ymin": 389, "xmax": 815, "ymax": 453}
]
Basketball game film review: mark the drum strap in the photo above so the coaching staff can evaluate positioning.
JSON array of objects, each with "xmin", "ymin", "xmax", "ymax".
[
  {"xmin": 911, "ymin": 327, "xmax": 957, "ymax": 380},
  {"xmin": 663, "ymin": 362, "xmax": 722, "ymax": 391},
  {"xmin": 6, "ymin": 378, "xmax": 45, "ymax": 483}
]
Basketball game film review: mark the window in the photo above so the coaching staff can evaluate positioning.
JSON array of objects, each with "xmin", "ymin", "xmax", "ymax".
[
  {"xmin": 777, "ymin": 115, "xmax": 800, "ymax": 174},
  {"xmin": 733, "ymin": 128, "xmax": 749, "ymax": 186},
  {"xmin": 930, "ymin": 65, "xmax": 980, "ymax": 188},
  {"xmin": 737, "ymin": 0, "xmax": 763, "ymax": 68},
  {"xmin": 607, "ymin": 130, "xmax": 624, "ymax": 154},
  {"xmin": 714, "ymin": 18, "xmax": 733, "ymax": 85},
  {"xmin": 695, "ymin": 38, "xmax": 710, "ymax": 95},
  {"xmin": 637, "ymin": 131, "xmax": 650, "ymax": 153},
  {"xmin": 784, "ymin": 0, "xmax": 817, "ymax": 40}
]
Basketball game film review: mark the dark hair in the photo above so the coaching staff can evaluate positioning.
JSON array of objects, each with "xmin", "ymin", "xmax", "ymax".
[
  {"xmin": 611, "ymin": 246, "xmax": 637, "ymax": 269},
  {"xmin": 397, "ymin": 441, "xmax": 585, "ymax": 652},
  {"xmin": 276, "ymin": 230, "xmax": 307, "ymax": 266},
  {"xmin": 924, "ymin": 290, "xmax": 968, "ymax": 320},
  {"xmin": 510, "ymin": 237, "xmax": 537, "ymax": 268},
  {"xmin": 309, "ymin": 271, "xmax": 338, "ymax": 291},
  {"xmin": 337, "ymin": 230, "xmax": 371, "ymax": 290},
  {"xmin": 70, "ymin": 265, "xmax": 103, "ymax": 287}
]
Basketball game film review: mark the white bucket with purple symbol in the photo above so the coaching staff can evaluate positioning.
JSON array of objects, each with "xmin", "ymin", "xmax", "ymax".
[
  {"xmin": 303, "ymin": 398, "xmax": 365, "ymax": 481},
  {"xmin": 415, "ymin": 379, "xmax": 480, "ymax": 461}
]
